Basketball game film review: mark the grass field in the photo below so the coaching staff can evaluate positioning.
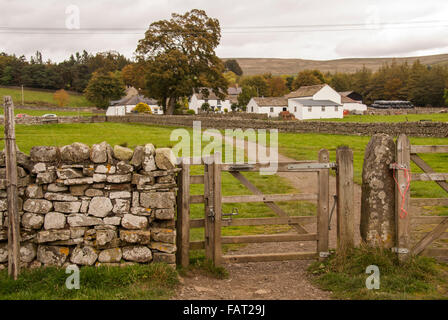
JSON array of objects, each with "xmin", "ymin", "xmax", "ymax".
[
  {"xmin": 0, "ymin": 87, "xmax": 93, "ymax": 108},
  {"xmin": 0, "ymin": 263, "xmax": 178, "ymax": 300},
  {"xmin": 310, "ymin": 113, "xmax": 448, "ymax": 123}
]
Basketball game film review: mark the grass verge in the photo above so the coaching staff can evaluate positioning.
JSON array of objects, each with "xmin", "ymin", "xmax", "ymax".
[
  {"xmin": 308, "ymin": 246, "xmax": 448, "ymax": 300},
  {"xmin": 0, "ymin": 263, "xmax": 179, "ymax": 300}
]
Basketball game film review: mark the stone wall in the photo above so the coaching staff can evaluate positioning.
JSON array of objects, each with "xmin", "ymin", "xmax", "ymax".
[
  {"xmin": 107, "ymin": 114, "xmax": 448, "ymax": 138},
  {"xmin": 6, "ymin": 114, "xmax": 448, "ymax": 137},
  {"xmin": 366, "ymin": 107, "xmax": 447, "ymax": 115},
  {"xmin": 0, "ymin": 142, "xmax": 178, "ymax": 269},
  {"xmin": 11, "ymin": 115, "xmax": 106, "ymax": 125}
]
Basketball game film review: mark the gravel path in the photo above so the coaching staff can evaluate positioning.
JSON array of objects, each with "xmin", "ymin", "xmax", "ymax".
[{"xmin": 173, "ymin": 134, "xmax": 362, "ymax": 300}]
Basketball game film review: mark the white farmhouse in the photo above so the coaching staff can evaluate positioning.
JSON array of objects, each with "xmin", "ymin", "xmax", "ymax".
[
  {"xmin": 188, "ymin": 89, "xmax": 231, "ymax": 114},
  {"xmin": 246, "ymin": 84, "xmax": 344, "ymax": 120},
  {"xmin": 107, "ymin": 95, "xmax": 163, "ymax": 116},
  {"xmin": 246, "ymin": 97, "xmax": 288, "ymax": 117}
]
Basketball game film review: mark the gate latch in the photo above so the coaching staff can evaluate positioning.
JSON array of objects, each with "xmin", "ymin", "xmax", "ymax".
[
  {"xmin": 208, "ymin": 208, "xmax": 215, "ymax": 222},
  {"xmin": 222, "ymin": 207, "xmax": 239, "ymax": 222}
]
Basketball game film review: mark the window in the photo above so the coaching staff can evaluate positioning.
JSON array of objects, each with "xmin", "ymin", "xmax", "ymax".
[
  {"xmin": 217, "ymin": 99, "xmax": 221, "ymax": 105},
  {"xmin": 321, "ymin": 106, "xmax": 325, "ymax": 112},
  {"xmin": 204, "ymin": 99, "xmax": 208, "ymax": 103},
  {"xmin": 335, "ymin": 106, "xmax": 339, "ymax": 112},
  {"xmin": 251, "ymin": 107, "xmax": 254, "ymax": 112},
  {"xmin": 294, "ymin": 106, "xmax": 297, "ymax": 112},
  {"xmin": 270, "ymin": 107, "xmax": 274, "ymax": 113},
  {"xmin": 308, "ymin": 107, "xmax": 312, "ymax": 112}
]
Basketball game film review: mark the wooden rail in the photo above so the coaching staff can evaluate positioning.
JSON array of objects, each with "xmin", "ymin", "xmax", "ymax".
[
  {"xmin": 190, "ymin": 216, "xmax": 316, "ymax": 228},
  {"xmin": 411, "ymin": 145, "xmax": 448, "ymax": 154},
  {"xmin": 222, "ymin": 252, "xmax": 317, "ymax": 263}
]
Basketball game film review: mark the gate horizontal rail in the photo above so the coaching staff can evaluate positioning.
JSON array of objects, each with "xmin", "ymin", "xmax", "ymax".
[
  {"xmin": 189, "ymin": 216, "xmax": 316, "ymax": 228},
  {"xmin": 221, "ymin": 252, "xmax": 318, "ymax": 263}
]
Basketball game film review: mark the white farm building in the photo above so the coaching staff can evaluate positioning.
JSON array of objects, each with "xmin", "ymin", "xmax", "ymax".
[
  {"xmin": 246, "ymin": 84, "xmax": 343, "ymax": 120},
  {"xmin": 188, "ymin": 89, "xmax": 232, "ymax": 114},
  {"xmin": 106, "ymin": 95, "xmax": 163, "ymax": 116},
  {"xmin": 246, "ymin": 97, "xmax": 288, "ymax": 117},
  {"xmin": 338, "ymin": 91, "xmax": 367, "ymax": 114}
]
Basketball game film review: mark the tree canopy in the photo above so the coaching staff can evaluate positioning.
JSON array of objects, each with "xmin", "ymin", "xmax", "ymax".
[
  {"xmin": 84, "ymin": 71, "xmax": 125, "ymax": 109},
  {"xmin": 135, "ymin": 9, "xmax": 228, "ymax": 114},
  {"xmin": 224, "ymin": 59, "xmax": 243, "ymax": 76}
]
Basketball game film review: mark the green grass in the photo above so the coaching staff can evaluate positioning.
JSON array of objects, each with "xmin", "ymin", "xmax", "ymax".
[
  {"xmin": 308, "ymin": 113, "xmax": 448, "ymax": 123},
  {"xmin": 308, "ymin": 246, "xmax": 448, "ymax": 299},
  {"xmin": 0, "ymin": 263, "xmax": 179, "ymax": 300},
  {"xmin": 0, "ymin": 87, "xmax": 93, "ymax": 108},
  {"xmin": 274, "ymin": 132, "xmax": 448, "ymax": 199},
  {"xmin": 0, "ymin": 123, "xmax": 183, "ymax": 153}
]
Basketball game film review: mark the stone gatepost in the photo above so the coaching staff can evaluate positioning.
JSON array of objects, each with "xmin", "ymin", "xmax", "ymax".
[{"xmin": 360, "ymin": 134, "xmax": 396, "ymax": 248}]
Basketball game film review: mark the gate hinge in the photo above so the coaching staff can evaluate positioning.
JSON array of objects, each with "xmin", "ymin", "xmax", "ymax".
[{"xmin": 391, "ymin": 247, "xmax": 409, "ymax": 254}]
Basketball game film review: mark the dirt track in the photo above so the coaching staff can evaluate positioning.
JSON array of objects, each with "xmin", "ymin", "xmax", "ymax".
[{"xmin": 173, "ymin": 136, "xmax": 362, "ymax": 300}]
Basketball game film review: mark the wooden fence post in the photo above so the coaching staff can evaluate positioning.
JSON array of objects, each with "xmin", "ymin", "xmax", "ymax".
[
  {"xmin": 203, "ymin": 158, "xmax": 214, "ymax": 261},
  {"xmin": 212, "ymin": 152, "xmax": 222, "ymax": 266},
  {"xmin": 395, "ymin": 134, "xmax": 411, "ymax": 261},
  {"xmin": 176, "ymin": 161, "xmax": 190, "ymax": 268},
  {"xmin": 4, "ymin": 96, "xmax": 20, "ymax": 279},
  {"xmin": 317, "ymin": 149, "xmax": 329, "ymax": 260},
  {"xmin": 336, "ymin": 146, "xmax": 354, "ymax": 250}
]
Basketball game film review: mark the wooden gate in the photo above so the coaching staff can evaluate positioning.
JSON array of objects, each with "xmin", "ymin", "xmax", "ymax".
[
  {"xmin": 176, "ymin": 148, "xmax": 354, "ymax": 267},
  {"xmin": 394, "ymin": 134, "xmax": 448, "ymax": 261}
]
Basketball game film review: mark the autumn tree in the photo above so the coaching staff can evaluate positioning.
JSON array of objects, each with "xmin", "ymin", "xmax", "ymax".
[
  {"xmin": 240, "ymin": 75, "xmax": 268, "ymax": 96},
  {"xmin": 292, "ymin": 70, "xmax": 325, "ymax": 90},
  {"xmin": 121, "ymin": 63, "xmax": 146, "ymax": 90},
  {"xmin": 53, "ymin": 89, "xmax": 70, "ymax": 107},
  {"xmin": 266, "ymin": 76, "xmax": 288, "ymax": 96},
  {"xmin": 84, "ymin": 71, "xmax": 125, "ymax": 109},
  {"xmin": 237, "ymin": 85, "xmax": 257, "ymax": 107},
  {"xmin": 223, "ymin": 71, "xmax": 238, "ymax": 86},
  {"xmin": 135, "ymin": 9, "xmax": 228, "ymax": 114}
]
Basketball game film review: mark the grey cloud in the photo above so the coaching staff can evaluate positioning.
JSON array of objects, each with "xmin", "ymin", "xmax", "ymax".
[{"xmin": 0, "ymin": 0, "xmax": 447, "ymax": 62}]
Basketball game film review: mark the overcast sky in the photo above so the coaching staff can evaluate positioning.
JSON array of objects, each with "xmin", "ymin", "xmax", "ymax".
[{"xmin": 1, "ymin": 0, "xmax": 447, "ymax": 62}]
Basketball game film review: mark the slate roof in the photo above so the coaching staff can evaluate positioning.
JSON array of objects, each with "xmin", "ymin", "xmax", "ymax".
[
  {"xmin": 285, "ymin": 84, "xmax": 327, "ymax": 99},
  {"xmin": 252, "ymin": 97, "xmax": 288, "ymax": 107}
]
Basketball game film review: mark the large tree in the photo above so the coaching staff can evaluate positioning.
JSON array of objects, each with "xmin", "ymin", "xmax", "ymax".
[
  {"xmin": 135, "ymin": 9, "xmax": 228, "ymax": 114},
  {"xmin": 84, "ymin": 71, "xmax": 125, "ymax": 109}
]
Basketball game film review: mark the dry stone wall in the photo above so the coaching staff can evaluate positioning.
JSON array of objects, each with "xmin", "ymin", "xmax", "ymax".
[{"xmin": 0, "ymin": 142, "xmax": 179, "ymax": 269}]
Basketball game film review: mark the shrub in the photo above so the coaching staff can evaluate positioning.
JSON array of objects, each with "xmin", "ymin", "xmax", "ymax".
[
  {"xmin": 201, "ymin": 102, "xmax": 210, "ymax": 112},
  {"xmin": 53, "ymin": 89, "xmax": 69, "ymax": 107},
  {"xmin": 224, "ymin": 108, "xmax": 228, "ymax": 113},
  {"xmin": 133, "ymin": 102, "xmax": 151, "ymax": 113},
  {"xmin": 187, "ymin": 109, "xmax": 195, "ymax": 115}
]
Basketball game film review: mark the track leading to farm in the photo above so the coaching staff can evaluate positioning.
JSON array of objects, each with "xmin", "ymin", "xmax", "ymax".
[{"xmin": 174, "ymin": 134, "xmax": 362, "ymax": 300}]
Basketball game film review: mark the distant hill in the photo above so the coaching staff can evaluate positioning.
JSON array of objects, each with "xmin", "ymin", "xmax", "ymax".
[{"xmin": 222, "ymin": 54, "xmax": 448, "ymax": 75}]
